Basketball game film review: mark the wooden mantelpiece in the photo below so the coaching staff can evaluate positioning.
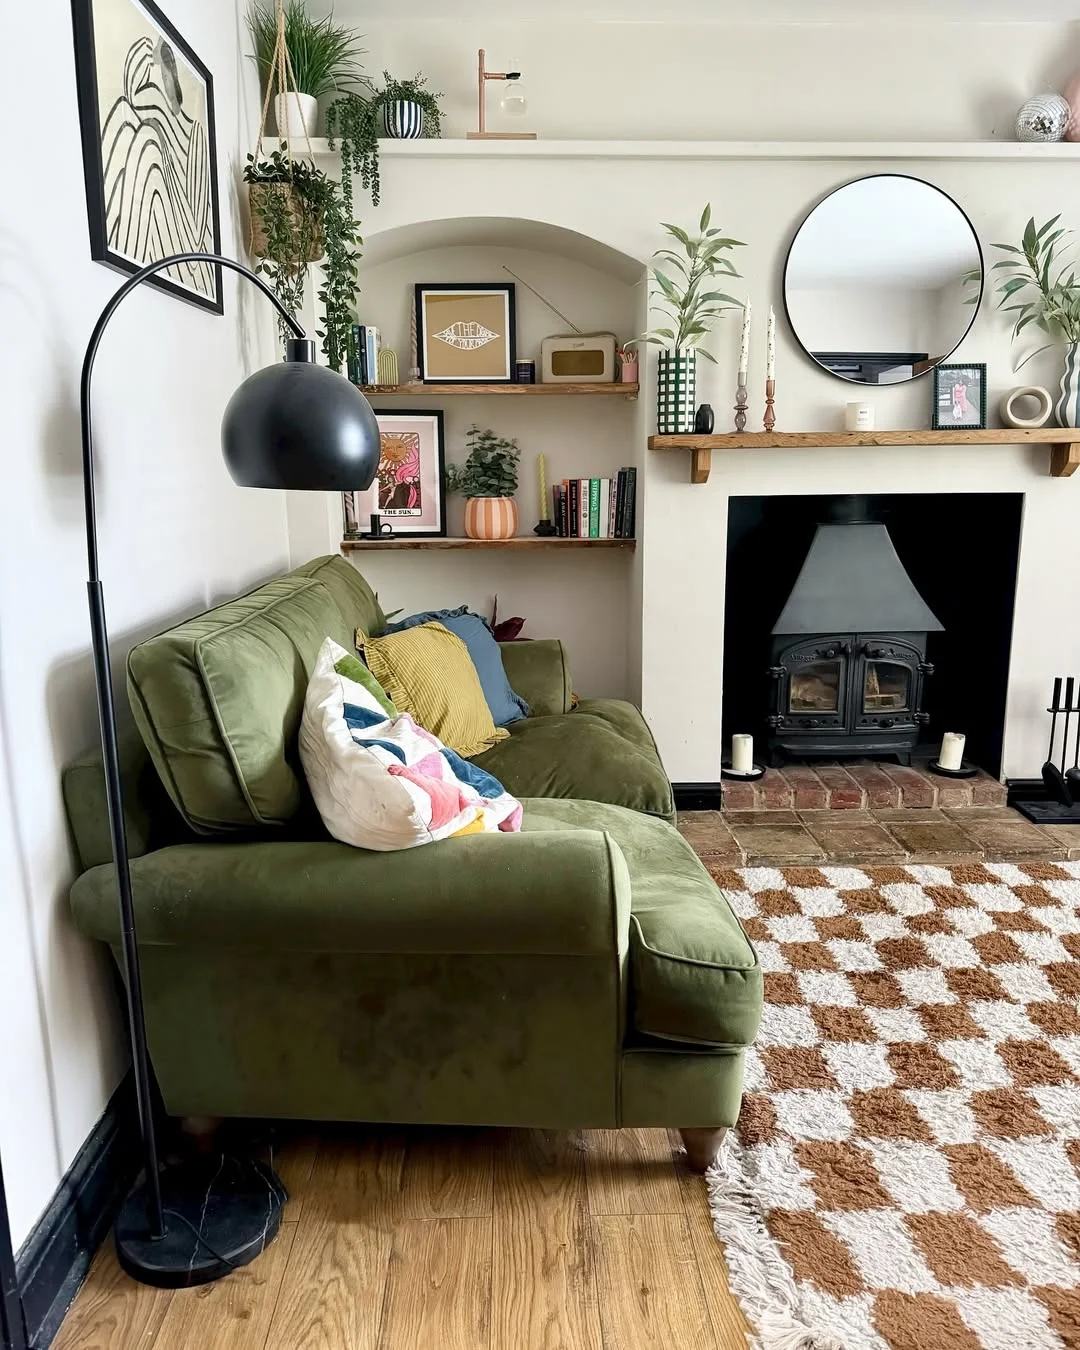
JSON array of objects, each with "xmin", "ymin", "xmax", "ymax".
[{"xmin": 647, "ymin": 429, "xmax": 1080, "ymax": 483}]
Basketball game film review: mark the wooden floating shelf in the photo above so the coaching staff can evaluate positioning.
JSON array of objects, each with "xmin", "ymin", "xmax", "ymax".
[
  {"xmin": 341, "ymin": 536, "xmax": 636, "ymax": 551},
  {"xmin": 357, "ymin": 382, "xmax": 638, "ymax": 399},
  {"xmin": 647, "ymin": 428, "xmax": 1080, "ymax": 484}
]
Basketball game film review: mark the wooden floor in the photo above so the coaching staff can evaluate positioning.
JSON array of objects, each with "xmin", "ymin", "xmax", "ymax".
[{"xmin": 53, "ymin": 1126, "xmax": 750, "ymax": 1350}]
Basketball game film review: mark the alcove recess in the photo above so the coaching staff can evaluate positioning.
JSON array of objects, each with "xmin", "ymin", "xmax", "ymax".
[{"xmin": 297, "ymin": 216, "xmax": 648, "ymax": 702}]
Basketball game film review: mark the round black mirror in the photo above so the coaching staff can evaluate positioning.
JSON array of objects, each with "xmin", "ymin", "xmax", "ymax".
[{"xmin": 784, "ymin": 174, "xmax": 983, "ymax": 386}]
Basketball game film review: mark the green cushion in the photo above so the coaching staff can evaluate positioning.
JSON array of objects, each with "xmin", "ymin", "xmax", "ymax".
[
  {"xmin": 524, "ymin": 799, "xmax": 762, "ymax": 1049},
  {"xmin": 470, "ymin": 700, "xmax": 675, "ymax": 821},
  {"xmin": 127, "ymin": 575, "xmax": 351, "ymax": 834},
  {"xmin": 290, "ymin": 555, "xmax": 385, "ymax": 637}
]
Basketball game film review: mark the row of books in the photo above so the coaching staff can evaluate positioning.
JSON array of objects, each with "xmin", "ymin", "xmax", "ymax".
[
  {"xmin": 347, "ymin": 324, "xmax": 380, "ymax": 385},
  {"xmin": 553, "ymin": 469, "xmax": 636, "ymax": 539}
]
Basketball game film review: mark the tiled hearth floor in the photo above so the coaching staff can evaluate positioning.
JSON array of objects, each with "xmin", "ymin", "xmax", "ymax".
[{"xmin": 678, "ymin": 762, "xmax": 1080, "ymax": 865}]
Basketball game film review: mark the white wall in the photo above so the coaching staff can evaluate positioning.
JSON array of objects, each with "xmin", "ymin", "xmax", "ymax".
[
  {"xmin": 0, "ymin": 0, "xmax": 286, "ymax": 1248},
  {"xmin": 344, "ymin": 148, "xmax": 1080, "ymax": 788}
]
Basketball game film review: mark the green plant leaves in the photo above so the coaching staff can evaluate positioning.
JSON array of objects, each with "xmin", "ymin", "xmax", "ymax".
[
  {"xmin": 445, "ymin": 425, "xmax": 521, "ymax": 498},
  {"xmin": 990, "ymin": 216, "xmax": 1080, "ymax": 349},
  {"xmin": 637, "ymin": 205, "xmax": 746, "ymax": 353}
]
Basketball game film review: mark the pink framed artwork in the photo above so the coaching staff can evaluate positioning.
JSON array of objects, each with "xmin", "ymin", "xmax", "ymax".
[{"xmin": 342, "ymin": 410, "xmax": 446, "ymax": 538}]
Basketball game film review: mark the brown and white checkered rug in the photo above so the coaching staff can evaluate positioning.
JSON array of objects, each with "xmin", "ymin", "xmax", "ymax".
[{"xmin": 705, "ymin": 861, "xmax": 1080, "ymax": 1350}]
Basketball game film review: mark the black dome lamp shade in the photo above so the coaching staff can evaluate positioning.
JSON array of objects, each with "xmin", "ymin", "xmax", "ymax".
[
  {"xmin": 223, "ymin": 338, "xmax": 381, "ymax": 489},
  {"xmin": 79, "ymin": 252, "xmax": 378, "ymax": 1290}
]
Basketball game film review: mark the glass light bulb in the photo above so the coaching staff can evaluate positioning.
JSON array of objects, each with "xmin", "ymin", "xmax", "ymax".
[{"xmin": 500, "ymin": 78, "xmax": 528, "ymax": 117}]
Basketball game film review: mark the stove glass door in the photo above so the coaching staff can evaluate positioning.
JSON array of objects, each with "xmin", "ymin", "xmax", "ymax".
[
  {"xmin": 789, "ymin": 660, "xmax": 842, "ymax": 713},
  {"xmin": 863, "ymin": 660, "xmax": 912, "ymax": 713}
]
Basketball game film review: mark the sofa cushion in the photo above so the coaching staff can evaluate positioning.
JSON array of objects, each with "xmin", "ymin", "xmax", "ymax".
[
  {"xmin": 523, "ymin": 799, "xmax": 762, "ymax": 1049},
  {"xmin": 471, "ymin": 700, "xmax": 675, "ymax": 821},
  {"xmin": 128, "ymin": 575, "xmax": 351, "ymax": 834},
  {"xmin": 291, "ymin": 555, "xmax": 385, "ymax": 638}
]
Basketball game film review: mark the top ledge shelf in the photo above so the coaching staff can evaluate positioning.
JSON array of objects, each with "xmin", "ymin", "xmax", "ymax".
[
  {"xmin": 648, "ymin": 428, "xmax": 1080, "ymax": 483},
  {"xmin": 358, "ymin": 382, "xmax": 638, "ymax": 398},
  {"xmin": 286, "ymin": 137, "xmax": 1079, "ymax": 162}
]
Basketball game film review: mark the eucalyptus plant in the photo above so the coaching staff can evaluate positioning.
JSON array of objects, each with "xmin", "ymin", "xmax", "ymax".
[
  {"xmin": 992, "ymin": 215, "xmax": 1080, "ymax": 368},
  {"xmin": 445, "ymin": 426, "xmax": 520, "ymax": 498},
  {"xmin": 326, "ymin": 72, "xmax": 443, "ymax": 210},
  {"xmin": 243, "ymin": 149, "xmax": 361, "ymax": 371},
  {"xmin": 247, "ymin": 0, "xmax": 366, "ymax": 100},
  {"xmin": 633, "ymin": 204, "xmax": 745, "ymax": 359}
]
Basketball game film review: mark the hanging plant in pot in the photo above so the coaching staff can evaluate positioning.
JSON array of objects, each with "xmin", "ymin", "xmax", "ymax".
[
  {"xmin": 244, "ymin": 149, "xmax": 361, "ymax": 372},
  {"xmin": 326, "ymin": 72, "xmax": 443, "ymax": 209},
  {"xmin": 991, "ymin": 215, "xmax": 1080, "ymax": 427},
  {"xmin": 632, "ymin": 204, "xmax": 745, "ymax": 435},
  {"xmin": 248, "ymin": 0, "xmax": 367, "ymax": 138},
  {"xmin": 446, "ymin": 425, "xmax": 521, "ymax": 540}
]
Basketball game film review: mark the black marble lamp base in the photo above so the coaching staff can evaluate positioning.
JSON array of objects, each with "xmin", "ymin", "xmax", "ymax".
[{"xmin": 114, "ymin": 1155, "xmax": 286, "ymax": 1287}]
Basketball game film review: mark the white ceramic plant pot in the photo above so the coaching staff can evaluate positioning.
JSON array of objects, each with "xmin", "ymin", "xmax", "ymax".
[
  {"xmin": 274, "ymin": 92, "xmax": 318, "ymax": 138},
  {"xmin": 1056, "ymin": 343, "xmax": 1080, "ymax": 428},
  {"xmin": 656, "ymin": 349, "xmax": 697, "ymax": 435}
]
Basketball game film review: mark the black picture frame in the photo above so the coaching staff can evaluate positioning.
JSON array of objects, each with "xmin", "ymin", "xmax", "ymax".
[
  {"xmin": 342, "ymin": 410, "xmax": 447, "ymax": 539},
  {"xmin": 414, "ymin": 283, "xmax": 516, "ymax": 383},
  {"xmin": 931, "ymin": 362, "xmax": 988, "ymax": 430},
  {"xmin": 71, "ymin": 0, "xmax": 223, "ymax": 313}
]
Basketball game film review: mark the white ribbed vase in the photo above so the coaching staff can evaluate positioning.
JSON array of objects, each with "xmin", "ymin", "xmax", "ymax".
[
  {"xmin": 1056, "ymin": 343, "xmax": 1080, "ymax": 428},
  {"xmin": 656, "ymin": 349, "xmax": 697, "ymax": 434},
  {"xmin": 464, "ymin": 497, "xmax": 518, "ymax": 540}
]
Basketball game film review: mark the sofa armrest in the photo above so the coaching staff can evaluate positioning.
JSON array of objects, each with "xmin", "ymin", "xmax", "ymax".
[
  {"xmin": 499, "ymin": 639, "xmax": 572, "ymax": 717},
  {"xmin": 70, "ymin": 827, "xmax": 630, "ymax": 958}
]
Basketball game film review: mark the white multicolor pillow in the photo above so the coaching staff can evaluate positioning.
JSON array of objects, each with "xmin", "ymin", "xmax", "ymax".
[{"xmin": 299, "ymin": 638, "xmax": 523, "ymax": 851}]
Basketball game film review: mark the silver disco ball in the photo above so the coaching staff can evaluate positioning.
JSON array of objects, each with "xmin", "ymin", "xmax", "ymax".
[{"xmin": 1015, "ymin": 93, "xmax": 1072, "ymax": 142}]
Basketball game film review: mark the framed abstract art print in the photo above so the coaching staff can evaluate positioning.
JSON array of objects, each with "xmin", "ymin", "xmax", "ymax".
[
  {"xmin": 415, "ymin": 284, "xmax": 516, "ymax": 383},
  {"xmin": 343, "ymin": 411, "xmax": 447, "ymax": 538},
  {"xmin": 71, "ymin": 0, "xmax": 223, "ymax": 312}
]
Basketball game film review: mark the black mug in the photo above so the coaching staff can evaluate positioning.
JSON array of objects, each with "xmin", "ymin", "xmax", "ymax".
[{"xmin": 367, "ymin": 512, "xmax": 394, "ymax": 539}]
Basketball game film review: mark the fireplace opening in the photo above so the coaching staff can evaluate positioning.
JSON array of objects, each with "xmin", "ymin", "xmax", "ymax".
[{"xmin": 723, "ymin": 493, "xmax": 1023, "ymax": 776}]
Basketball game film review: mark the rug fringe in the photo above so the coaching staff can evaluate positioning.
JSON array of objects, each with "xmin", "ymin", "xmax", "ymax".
[{"xmin": 706, "ymin": 1135, "xmax": 848, "ymax": 1350}]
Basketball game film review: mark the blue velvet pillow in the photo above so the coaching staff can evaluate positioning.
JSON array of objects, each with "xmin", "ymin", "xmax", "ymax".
[{"xmin": 381, "ymin": 607, "xmax": 529, "ymax": 726}]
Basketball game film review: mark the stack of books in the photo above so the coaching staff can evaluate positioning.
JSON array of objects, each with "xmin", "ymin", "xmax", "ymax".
[
  {"xmin": 347, "ymin": 324, "xmax": 380, "ymax": 385},
  {"xmin": 552, "ymin": 469, "xmax": 636, "ymax": 539}
]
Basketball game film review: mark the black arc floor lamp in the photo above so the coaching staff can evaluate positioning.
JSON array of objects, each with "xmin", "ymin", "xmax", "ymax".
[{"xmin": 82, "ymin": 252, "xmax": 380, "ymax": 1287}]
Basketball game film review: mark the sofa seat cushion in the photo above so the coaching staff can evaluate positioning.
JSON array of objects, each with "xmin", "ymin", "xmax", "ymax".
[
  {"xmin": 470, "ymin": 700, "xmax": 675, "ymax": 821},
  {"xmin": 522, "ymin": 800, "xmax": 762, "ymax": 1049}
]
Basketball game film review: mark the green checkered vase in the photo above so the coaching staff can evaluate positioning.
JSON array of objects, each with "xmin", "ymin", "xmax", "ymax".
[
  {"xmin": 656, "ymin": 349, "xmax": 696, "ymax": 435},
  {"xmin": 1056, "ymin": 343, "xmax": 1080, "ymax": 428}
]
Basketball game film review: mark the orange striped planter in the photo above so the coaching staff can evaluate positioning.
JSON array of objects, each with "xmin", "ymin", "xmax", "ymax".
[{"xmin": 463, "ymin": 497, "xmax": 518, "ymax": 540}]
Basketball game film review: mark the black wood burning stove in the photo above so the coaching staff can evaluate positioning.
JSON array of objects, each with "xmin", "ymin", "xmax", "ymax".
[{"xmin": 767, "ymin": 504, "xmax": 943, "ymax": 764}]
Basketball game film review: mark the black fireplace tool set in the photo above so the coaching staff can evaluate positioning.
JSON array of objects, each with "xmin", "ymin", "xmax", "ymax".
[{"xmin": 1014, "ymin": 676, "xmax": 1080, "ymax": 824}]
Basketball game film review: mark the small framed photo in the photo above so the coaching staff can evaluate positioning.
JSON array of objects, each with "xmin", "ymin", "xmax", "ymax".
[
  {"xmin": 931, "ymin": 363, "xmax": 987, "ymax": 430},
  {"xmin": 415, "ymin": 283, "xmax": 516, "ymax": 383},
  {"xmin": 342, "ymin": 411, "xmax": 446, "ymax": 538}
]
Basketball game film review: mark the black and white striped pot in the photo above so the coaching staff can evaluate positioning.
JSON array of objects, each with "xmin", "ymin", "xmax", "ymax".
[
  {"xmin": 383, "ymin": 99, "xmax": 424, "ymax": 138},
  {"xmin": 656, "ymin": 349, "xmax": 697, "ymax": 434}
]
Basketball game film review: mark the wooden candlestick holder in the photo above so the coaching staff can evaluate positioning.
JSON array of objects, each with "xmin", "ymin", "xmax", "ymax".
[
  {"xmin": 734, "ymin": 373, "xmax": 748, "ymax": 432},
  {"xmin": 763, "ymin": 378, "xmax": 776, "ymax": 432}
]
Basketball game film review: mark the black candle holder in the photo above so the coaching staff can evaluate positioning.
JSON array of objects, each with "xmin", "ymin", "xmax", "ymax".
[{"xmin": 533, "ymin": 519, "xmax": 558, "ymax": 536}]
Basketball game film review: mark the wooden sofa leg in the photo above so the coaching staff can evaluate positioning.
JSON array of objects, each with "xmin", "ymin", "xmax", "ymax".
[{"xmin": 679, "ymin": 1127, "xmax": 727, "ymax": 1173}]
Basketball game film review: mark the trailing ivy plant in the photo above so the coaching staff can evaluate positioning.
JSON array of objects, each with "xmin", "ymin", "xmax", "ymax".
[
  {"xmin": 326, "ymin": 72, "xmax": 443, "ymax": 210},
  {"xmin": 243, "ymin": 149, "xmax": 361, "ymax": 371},
  {"xmin": 445, "ymin": 426, "xmax": 520, "ymax": 498},
  {"xmin": 991, "ymin": 215, "xmax": 1080, "ymax": 369},
  {"xmin": 632, "ymin": 203, "xmax": 745, "ymax": 360}
]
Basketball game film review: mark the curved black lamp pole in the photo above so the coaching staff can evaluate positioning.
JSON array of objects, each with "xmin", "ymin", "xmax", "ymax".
[{"xmin": 82, "ymin": 253, "xmax": 380, "ymax": 1286}]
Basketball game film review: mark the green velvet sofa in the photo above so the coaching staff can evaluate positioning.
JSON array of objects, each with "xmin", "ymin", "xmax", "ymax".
[{"xmin": 64, "ymin": 556, "xmax": 761, "ymax": 1169}]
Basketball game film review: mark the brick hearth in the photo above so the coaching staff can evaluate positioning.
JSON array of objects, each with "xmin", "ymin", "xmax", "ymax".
[{"xmin": 721, "ymin": 760, "xmax": 1006, "ymax": 812}]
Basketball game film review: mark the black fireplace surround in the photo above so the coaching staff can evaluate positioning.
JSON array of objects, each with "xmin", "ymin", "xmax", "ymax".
[
  {"xmin": 767, "ymin": 507, "xmax": 943, "ymax": 762},
  {"xmin": 723, "ymin": 493, "xmax": 1023, "ymax": 776}
]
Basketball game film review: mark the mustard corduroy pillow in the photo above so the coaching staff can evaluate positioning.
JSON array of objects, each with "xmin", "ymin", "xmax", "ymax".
[{"xmin": 357, "ymin": 622, "xmax": 509, "ymax": 758}]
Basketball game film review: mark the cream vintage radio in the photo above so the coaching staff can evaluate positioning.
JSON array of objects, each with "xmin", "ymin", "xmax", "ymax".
[{"xmin": 540, "ymin": 332, "xmax": 617, "ymax": 383}]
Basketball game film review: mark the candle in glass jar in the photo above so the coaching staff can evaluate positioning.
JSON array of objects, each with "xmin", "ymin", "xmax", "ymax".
[
  {"xmin": 731, "ymin": 734, "xmax": 754, "ymax": 774},
  {"xmin": 938, "ymin": 732, "xmax": 966, "ymax": 772},
  {"xmin": 738, "ymin": 300, "xmax": 751, "ymax": 375},
  {"xmin": 537, "ymin": 453, "xmax": 547, "ymax": 516},
  {"xmin": 766, "ymin": 306, "xmax": 776, "ymax": 381}
]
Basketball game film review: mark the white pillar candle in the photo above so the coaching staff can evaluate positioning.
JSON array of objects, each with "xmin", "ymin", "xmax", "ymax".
[
  {"xmin": 939, "ymin": 732, "xmax": 966, "ymax": 772},
  {"xmin": 844, "ymin": 402, "xmax": 874, "ymax": 431},
  {"xmin": 766, "ymin": 306, "xmax": 776, "ymax": 381},
  {"xmin": 731, "ymin": 734, "xmax": 754, "ymax": 774},
  {"xmin": 738, "ymin": 300, "xmax": 751, "ymax": 375}
]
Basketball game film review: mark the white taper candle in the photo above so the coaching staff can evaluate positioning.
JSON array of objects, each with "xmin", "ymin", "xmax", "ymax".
[
  {"xmin": 739, "ymin": 299, "xmax": 751, "ymax": 375},
  {"xmin": 766, "ymin": 306, "xmax": 776, "ymax": 381}
]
